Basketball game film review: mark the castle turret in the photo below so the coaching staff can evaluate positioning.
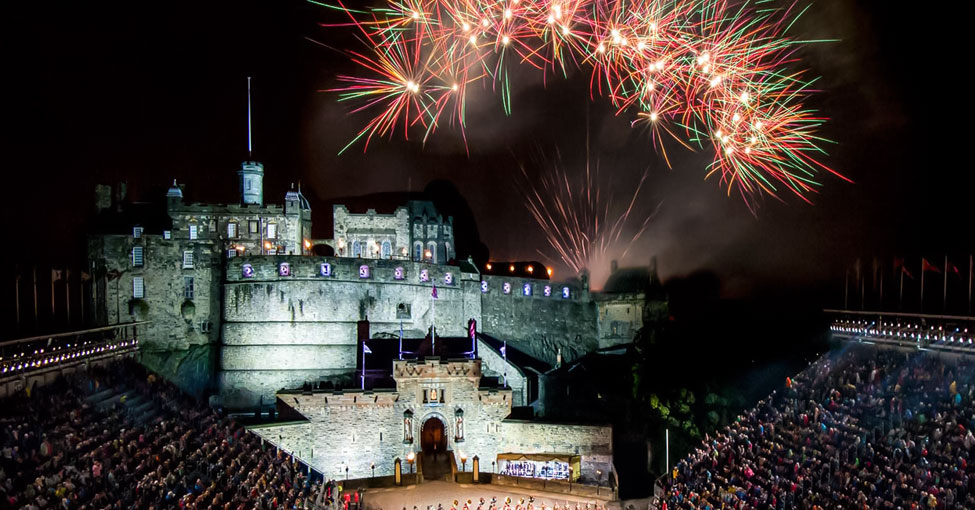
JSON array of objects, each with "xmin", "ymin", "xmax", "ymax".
[
  {"xmin": 166, "ymin": 179, "xmax": 183, "ymax": 209},
  {"xmin": 238, "ymin": 77, "xmax": 264, "ymax": 206},
  {"xmin": 284, "ymin": 182, "xmax": 310, "ymax": 214},
  {"xmin": 238, "ymin": 161, "xmax": 264, "ymax": 206}
]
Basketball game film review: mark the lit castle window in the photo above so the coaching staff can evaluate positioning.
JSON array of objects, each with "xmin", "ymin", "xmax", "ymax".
[
  {"xmin": 523, "ymin": 283, "xmax": 532, "ymax": 296},
  {"xmin": 480, "ymin": 281, "xmax": 489, "ymax": 293},
  {"xmin": 544, "ymin": 285, "xmax": 552, "ymax": 297},
  {"xmin": 359, "ymin": 265, "xmax": 371, "ymax": 279},
  {"xmin": 503, "ymin": 282, "xmax": 511, "ymax": 294},
  {"xmin": 279, "ymin": 262, "xmax": 291, "ymax": 277},
  {"xmin": 444, "ymin": 272, "xmax": 454, "ymax": 285},
  {"xmin": 419, "ymin": 269, "xmax": 430, "ymax": 282},
  {"xmin": 320, "ymin": 263, "xmax": 332, "ymax": 277},
  {"xmin": 394, "ymin": 267, "xmax": 405, "ymax": 280},
  {"xmin": 562, "ymin": 287, "xmax": 571, "ymax": 299},
  {"xmin": 242, "ymin": 264, "xmax": 255, "ymax": 278}
]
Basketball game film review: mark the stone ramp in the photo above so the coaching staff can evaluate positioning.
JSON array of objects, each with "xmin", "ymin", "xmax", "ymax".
[
  {"xmin": 84, "ymin": 385, "xmax": 162, "ymax": 425},
  {"xmin": 85, "ymin": 388, "xmax": 116, "ymax": 405}
]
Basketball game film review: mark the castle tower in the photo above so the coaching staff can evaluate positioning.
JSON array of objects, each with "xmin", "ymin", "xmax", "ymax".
[
  {"xmin": 166, "ymin": 179, "xmax": 183, "ymax": 209},
  {"xmin": 238, "ymin": 77, "xmax": 264, "ymax": 206},
  {"xmin": 238, "ymin": 161, "xmax": 264, "ymax": 206}
]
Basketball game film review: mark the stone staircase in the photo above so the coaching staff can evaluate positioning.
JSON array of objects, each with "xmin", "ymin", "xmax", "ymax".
[{"xmin": 420, "ymin": 450, "xmax": 454, "ymax": 481}]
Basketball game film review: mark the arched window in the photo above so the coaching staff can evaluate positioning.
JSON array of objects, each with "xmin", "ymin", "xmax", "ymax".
[
  {"xmin": 353, "ymin": 240, "xmax": 361, "ymax": 258},
  {"xmin": 414, "ymin": 242, "xmax": 423, "ymax": 261},
  {"xmin": 382, "ymin": 241, "xmax": 392, "ymax": 259},
  {"xmin": 427, "ymin": 241, "xmax": 437, "ymax": 264},
  {"xmin": 444, "ymin": 242, "xmax": 452, "ymax": 260}
]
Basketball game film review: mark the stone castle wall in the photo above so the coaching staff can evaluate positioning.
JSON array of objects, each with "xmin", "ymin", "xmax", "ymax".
[
  {"xmin": 500, "ymin": 421, "xmax": 614, "ymax": 484},
  {"xmin": 332, "ymin": 206, "xmax": 410, "ymax": 259},
  {"xmin": 220, "ymin": 256, "xmax": 481, "ymax": 407},
  {"xmin": 596, "ymin": 293, "xmax": 645, "ymax": 349},
  {"xmin": 476, "ymin": 337, "xmax": 528, "ymax": 407},
  {"xmin": 169, "ymin": 203, "xmax": 311, "ymax": 257},
  {"xmin": 89, "ymin": 234, "xmax": 219, "ymax": 396},
  {"xmin": 217, "ymin": 256, "xmax": 600, "ymax": 407},
  {"xmin": 252, "ymin": 360, "xmax": 610, "ymax": 483},
  {"xmin": 479, "ymin": 275, "xmax": 598, "ymax": 366}
]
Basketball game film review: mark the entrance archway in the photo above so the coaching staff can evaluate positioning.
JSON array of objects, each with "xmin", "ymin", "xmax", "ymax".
[{"xmin": 420, "ymin": 416, "xmax": 447, "ymax": 455}]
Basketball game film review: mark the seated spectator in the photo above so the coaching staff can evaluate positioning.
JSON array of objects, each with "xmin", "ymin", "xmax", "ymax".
[{"xmin": 663, "ymin": 345, "xmax": 975, "ymax": 510}]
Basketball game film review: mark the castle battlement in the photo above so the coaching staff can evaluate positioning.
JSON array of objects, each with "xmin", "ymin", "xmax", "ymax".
[
  {"xmin": 224, "ymin": 255, "xmax": 588, "ymax": 303},
  {"xmin": 393, "ymin": 358, "xmax": 482, "ymax": 382}
]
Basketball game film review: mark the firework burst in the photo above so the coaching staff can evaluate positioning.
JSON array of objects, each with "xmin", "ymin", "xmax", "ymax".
[
  {"xmin": 319, "ymin": 0, "xmax": 848, "ymax": 205},
  {"xmin": 520, "ymin": 147, "xmax": 659, "ymax": 275}
]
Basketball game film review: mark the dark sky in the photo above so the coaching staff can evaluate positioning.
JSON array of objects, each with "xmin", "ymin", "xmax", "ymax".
[{"xmin": 6, "ymin": 0, "xmax": 972, "ymax": 302}]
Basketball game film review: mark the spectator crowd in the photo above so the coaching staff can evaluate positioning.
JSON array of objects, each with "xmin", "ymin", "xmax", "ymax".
[
  {"xmin": 0, "ymin": 358, "xmax": 338, "ymax": 510},
  {"xmin": 663, "ymin": 345, "xmax": 975, "ymax": 509}
]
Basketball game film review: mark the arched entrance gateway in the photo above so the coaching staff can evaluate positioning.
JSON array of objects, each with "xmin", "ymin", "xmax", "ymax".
[{"xmin": 420, "ymin": 416, "xmax": 447, "ymax": 455}]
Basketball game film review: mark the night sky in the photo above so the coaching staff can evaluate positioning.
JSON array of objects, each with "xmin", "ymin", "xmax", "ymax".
[{"xmin": 6, "ymin": 0, "xmax": 972, "ymax": 303}]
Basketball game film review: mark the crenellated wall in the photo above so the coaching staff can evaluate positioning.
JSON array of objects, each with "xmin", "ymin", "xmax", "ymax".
[
  {"xmin": 251, "ymin": 359, "xmax": 611, "ymax": 483},
  {"xmin": 218, "ymin": 256, "xmax": 601, "ymax": 407},
  {"xmin": 220, "ymin": 256, "xmax": 480, "ymax": 407},
  {"xmin": 479, "ymin": 275, "xmax": 598, "ymax": 366}
]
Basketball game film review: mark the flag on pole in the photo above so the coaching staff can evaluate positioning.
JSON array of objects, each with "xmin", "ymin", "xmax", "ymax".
[
  {"xmin": 431, "ymin": 285, "xmax": 438, "ymax": 299},
  {"xmin": 946, "ymin": 260, "xmax": 960, "ymax": 275},
  {"xmin": 52, "ymin": 269, "xmax": 63, "ymax": 282},
  {"xmin": 363, "ymin": 343, "xmax": 372, "ymax": 354},
  {"xmin": 500, "ymin": 344, "xmax": 506, "ymax": 357},
  {"xmin": 922, "ymin": 258, "xmax": 941, "ymax": 273},
  {"xmin": 894, "ymin": 257, "xmax": 913, "ymax": 278}
]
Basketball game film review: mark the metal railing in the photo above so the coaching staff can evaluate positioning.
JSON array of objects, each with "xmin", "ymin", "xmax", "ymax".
[{"xmin": 0, "ymin": 322, "xmax": 147, "ymax": 380}]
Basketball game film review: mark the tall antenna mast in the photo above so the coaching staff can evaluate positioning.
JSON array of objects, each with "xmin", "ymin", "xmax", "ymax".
[{"xmin": 247, "ymin": 76, "xmax": 253, "ymax": 158}]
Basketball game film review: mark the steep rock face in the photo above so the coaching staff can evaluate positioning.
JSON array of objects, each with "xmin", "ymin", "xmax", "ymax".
[{"xmin": 139, "ymin": 344, "xmax": 215, "ymax": 397}]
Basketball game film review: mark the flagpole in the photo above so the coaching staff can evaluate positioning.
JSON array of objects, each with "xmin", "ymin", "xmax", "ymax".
[
  {"xmin": 66, "ymin": 269, "xmax": 71, "ymax": 324},
  {"xmin": 14, "ymin": 265, "xmax": 21, "ymax": 332},
  {"xmin": 879, "ymin": 262, "xmax": 884, "ymax": 310},
  {"xmin": 844, "ymin": 269, "xmax": 849, "ymax": 309},
  {"xmin": 899, "ymin": 268, "xmax": 904, "ymax": 311},
  {"xmin": 399, "ymin": 320, "xmax": 403, "ymax": 360},
  {"xmin": 361, "ymin": 341, "xmax": 366, "ymax": 390},
  {"xmin": 969, "ymin": 254, "xmax": 973, "ymax": 315},
  {"xmin": 860, "ymin": 270, "xmax": 865, "ymax": 310},
  {"xmin": 51, "ymin": 268, "xmax": 56, "ymax": 320},
  {"xmin": 944, "ymin": 255, "xmax": 949, "ymax": 312},
  {"xmin": 80, "ymin": 277, "xmax": 85, "ymax": 326},
  {"xmin": 920, "ymin": 259, "xmax": 925, "ymax": 312},
  {"xmin": 33, "ymin": 265, "xmax": 38, "ymax": 330}
]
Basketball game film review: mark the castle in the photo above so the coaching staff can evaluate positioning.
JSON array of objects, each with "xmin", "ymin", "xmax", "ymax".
[{"xmin": 87, "ymin": 156, "xmax": 665, "ymax": 483}]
